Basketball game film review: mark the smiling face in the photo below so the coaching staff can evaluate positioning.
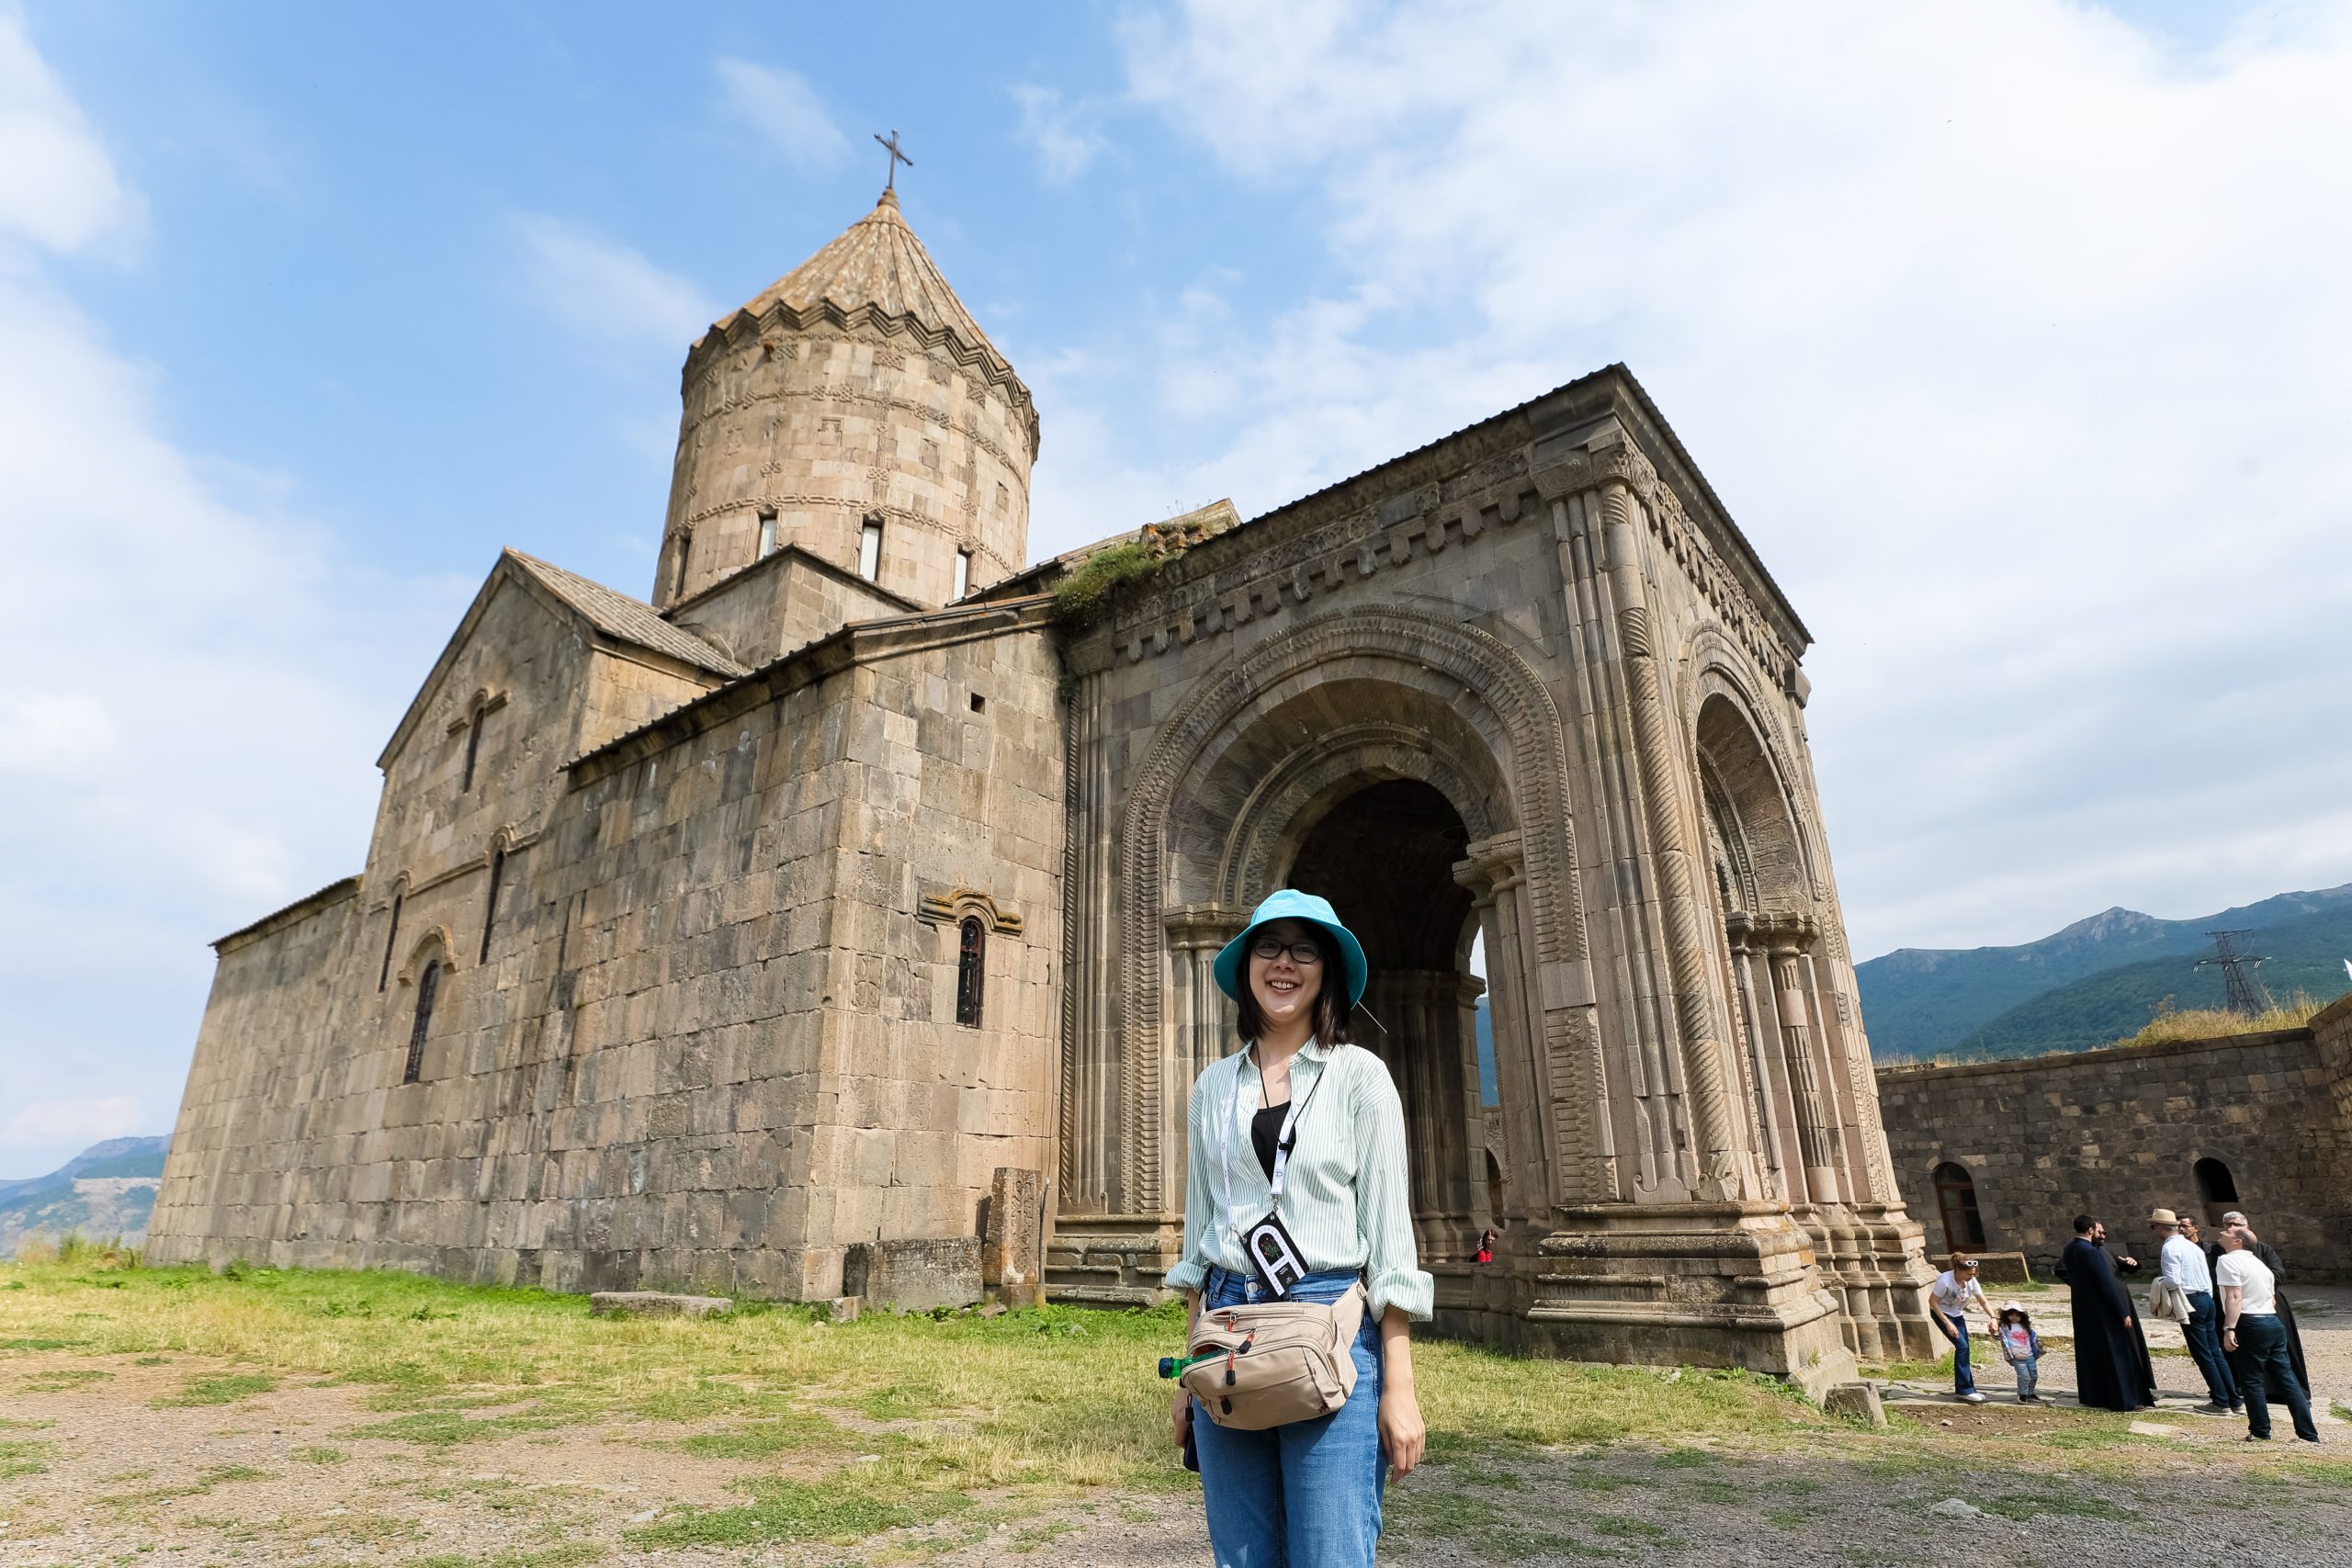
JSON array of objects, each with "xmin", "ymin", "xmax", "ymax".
[{"xmin": 1246, "ymin": 918, "xmax": 1327, "ymax": 1035}]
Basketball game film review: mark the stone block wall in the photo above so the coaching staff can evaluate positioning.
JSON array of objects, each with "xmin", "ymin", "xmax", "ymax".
[
  {"xmin": 1875, "ymin": 1016, "xmax": 2352, "ymax": 1276},
  {"xmin": 151, "ymin": 606, "xmax": 1066, "ymax": 1303}
]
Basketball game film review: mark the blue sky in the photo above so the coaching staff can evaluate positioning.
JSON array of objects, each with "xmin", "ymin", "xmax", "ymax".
[{"xmin": 6, "ymin": 0, "xmax": 2351, "ymax": 1178}]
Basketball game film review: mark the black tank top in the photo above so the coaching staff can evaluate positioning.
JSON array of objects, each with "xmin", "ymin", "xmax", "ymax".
[{"xmin": 1251, "ymin": 1102, "xmax": 1287, "ymax": 1180}]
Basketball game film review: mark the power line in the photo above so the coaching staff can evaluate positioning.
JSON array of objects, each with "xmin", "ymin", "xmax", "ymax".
[{"xmin": 2195, "ymin": 929, "xmax": 2276, "ymax": 1015}]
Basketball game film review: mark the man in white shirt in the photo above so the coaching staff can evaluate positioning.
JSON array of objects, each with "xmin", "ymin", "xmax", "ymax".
[
  {"xmin": 2152, "ymin": 1207, "xmax": 2237, "ymax": 1412},
  {"xmin": 1927, "ymin": 1255, "xmax": 1990, "ymax": 1404},
  {"xmin": 2216, "ymin": 1226, "xmax": 2318, "ymax": 1442}
]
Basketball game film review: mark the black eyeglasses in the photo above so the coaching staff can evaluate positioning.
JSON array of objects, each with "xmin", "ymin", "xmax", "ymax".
[{"xmin": 1249, "ymin": 938, "xmax": 1324, "ymax": 965}]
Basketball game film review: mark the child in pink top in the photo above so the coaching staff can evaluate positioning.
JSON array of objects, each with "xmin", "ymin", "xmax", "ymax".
[{"xmin": 1996, "ymin": 1302, "xmax": 2044, "ymax": 1403}]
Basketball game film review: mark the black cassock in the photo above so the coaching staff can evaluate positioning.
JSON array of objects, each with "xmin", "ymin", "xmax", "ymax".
[
  {"xmin": 2063, "ymin": 1236, "xmax": 2156, "ymax": 1410},
  {"xmin": 2208, "ymin": 1238, "xmax": 2309, "ymax": 1393}
]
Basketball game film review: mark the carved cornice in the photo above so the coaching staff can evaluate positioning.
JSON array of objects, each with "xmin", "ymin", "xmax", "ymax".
[
  {"xmin": 684, "ymin": 304, "xmax": 1040, "ymax": 457},
  {"xmin": 1107, "ymin": 482, "xmax": 1545, "ymax": 664}
]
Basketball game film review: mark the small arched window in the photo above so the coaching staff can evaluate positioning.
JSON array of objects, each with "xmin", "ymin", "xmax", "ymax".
[
  {"xmin": 2194, "ymin": 1157, "xmax": 2239, "ymax": 1224},
  {"xmin": 378, "ymin": 889, "xmax": 403, "ymax": 993},
  {"xmin": 404, "ymin": 959, "xmax": 440, "ymax": 1085},
  {"xmin": 955, "ymin": 916, "xmax": 986, "ymax": 1028},
  {"xmin": 1930, "ymin": 1161, "xmax": 1987, "ymax": 1255},
  {"xmin": 461, "ymin": 706, "xmax": 485, "ymax": 792},
  {"xmin": 479, "ymin": 848, "xmax": 505, "ymax": 963}
]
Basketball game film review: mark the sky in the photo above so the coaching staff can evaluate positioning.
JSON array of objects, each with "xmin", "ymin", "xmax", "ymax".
[{"xmin": 4, "ymin": 0, "xmax": 2349, "ymax": 1179}]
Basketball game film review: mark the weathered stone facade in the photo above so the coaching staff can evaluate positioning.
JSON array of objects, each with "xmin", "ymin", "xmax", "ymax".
[
  {"xmin": 151, "ymin": 190, "xmax": 1932, "ymax": 1388},
  {"xmin": 1877, "ymin": 993, "xmax": 2352, "ymax": 1277}
]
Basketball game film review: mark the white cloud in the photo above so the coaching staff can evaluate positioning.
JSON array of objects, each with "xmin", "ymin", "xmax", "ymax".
[
  {"xmin": 1101, "ymin": 0, "xmax": 2352, "ymax": 955},
  {"xmin": 1012, "ymin": 85, "xmax": 1109, "ymax": 182},
  {"xmin": 714, "ymin": 58, "xmax": 850, "ymax": 174},
  {"xmin": 0, "ymin": 18, "xmax": 456, "ymax": 1179},
  {"xmin": 0, "ymin": 11, "xmax": 139, "ymax": 253},
  {"xmin": 512, "ymin": 213, "xmax": 715, "ymax": 351},
  {"xmin": 0, "ymin": 1097, "xmax": 142, "ymax": 1148}
]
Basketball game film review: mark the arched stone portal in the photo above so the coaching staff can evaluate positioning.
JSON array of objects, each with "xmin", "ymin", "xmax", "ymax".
[{"xmin": 1283, "ymin": 779, "xmax": 1486, "ymax": 1258}]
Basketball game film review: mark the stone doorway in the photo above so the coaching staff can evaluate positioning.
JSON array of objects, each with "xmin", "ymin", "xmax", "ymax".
[{"xmin": 1283, "ymin": 779, "xmax": 1486, "ymax": 1260}]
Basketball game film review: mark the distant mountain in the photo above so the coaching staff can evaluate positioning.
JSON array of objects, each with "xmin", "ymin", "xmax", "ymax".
[
  {"xmin": 0, "ymin": 1134, "xmax": 170, "ymax": 1257},
  {"xmin": 1943, "ymin": 900, "xmax": 2352, "ymax": 1061},
  {"xmin": 1856, "ymin": 883, "xmax": 2352, "ymax": 1060}
]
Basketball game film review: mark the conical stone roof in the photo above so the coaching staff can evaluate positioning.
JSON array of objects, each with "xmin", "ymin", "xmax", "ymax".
[{"xmin": 706, "ymin": 189, "xmax": 1016, "ymax": 385}]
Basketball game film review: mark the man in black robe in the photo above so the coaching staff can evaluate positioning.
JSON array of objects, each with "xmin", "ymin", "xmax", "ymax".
[
  {"xmin": 2212, "ymin": 1212, "xmax": 2309, "ymax": 1393},
  {"xmin": 2064, "ymin": 1214, "xmax": 2157, "ymax": 1410}
]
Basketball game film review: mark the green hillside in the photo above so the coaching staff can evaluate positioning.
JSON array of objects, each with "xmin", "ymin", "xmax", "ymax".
[
  {"xmin": 1856, "ymin": 882, "xmax": 2352, "ymax": 1059},
  {"xmin": 0, "ymin": 1134, "xmax": 170, "ymax": 1257},
  {"xmin": 1941, "ymin": 899, "xmax": 2352, "ymax": 1060}
]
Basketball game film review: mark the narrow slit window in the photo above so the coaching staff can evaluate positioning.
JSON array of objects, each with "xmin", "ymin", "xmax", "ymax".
[
  {"xmin": 953, "ymin": 548, "xmax": 972, "ymax": 600},
  {"xmin": 757, "ymin": 510, "xmax": 778, "ymax": 558},
  {"xmin": 956, "ymin": 916, "xmax": 986, "ymax": 1028},
  {"xmin": 479, "ymin": 848, "xmax": 505, "ymax": 964},
  {"xmin": 405, "ymin": 959, "xmax": 439, "ymax": 1084},
  {"xmin": 859, "ymin": 518, "xmax": 883, "ymax": 581},
  {"xmin": 461, "ymin": 708, "xmax": 485, "ymax": 792},
  {"xmin": 378, "ymin": 891, "xmax": 403, "ymax": 992},
  {"xmin": 674, "ymin": 530, "xmax": 694, "ymax": 596}
]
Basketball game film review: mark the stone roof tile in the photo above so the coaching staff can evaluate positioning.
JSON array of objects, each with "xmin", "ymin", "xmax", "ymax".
[
  {"xmin": 707, "ymin": 190, "xmax": 1012, "ymax": 380},
  {"xmin": 504, "ymin": 550, "xmax": 749, "ymax": 678}
]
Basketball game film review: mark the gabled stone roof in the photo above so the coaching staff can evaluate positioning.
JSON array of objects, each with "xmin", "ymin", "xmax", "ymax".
[
  {"xmin": 706, "ymin": 190, "xmax": 1014, "ymax": 383},
  {"xmin": 505, "ymin": 551, "xmax": 748, "ymax": 678}
]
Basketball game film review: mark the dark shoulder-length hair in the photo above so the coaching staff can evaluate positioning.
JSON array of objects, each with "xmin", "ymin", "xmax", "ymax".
[{"xmin": 1232, "ymin": 923, "xmax": 1354, "ymax": 1047}]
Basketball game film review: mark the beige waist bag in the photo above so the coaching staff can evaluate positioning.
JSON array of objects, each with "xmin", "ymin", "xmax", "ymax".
[{"xmin": 1180, "ymin": 1283, "xmax": 1366, "ymax": 1429}]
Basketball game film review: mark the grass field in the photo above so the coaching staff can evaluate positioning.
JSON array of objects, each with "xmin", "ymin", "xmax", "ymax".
[{"xmin": 5, "ymin": 1255, "xmax": 2348, "ymax": 1565}]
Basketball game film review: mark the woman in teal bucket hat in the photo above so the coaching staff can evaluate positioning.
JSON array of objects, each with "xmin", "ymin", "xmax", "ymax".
[{"xmin": 1165, "ymin": 888, "xmax": 1432, "ymax": 1567}]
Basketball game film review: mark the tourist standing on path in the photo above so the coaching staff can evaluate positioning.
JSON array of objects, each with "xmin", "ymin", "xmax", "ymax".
[
  {"xmin": 1996, "ymin": 1302, "xmax": 2044, "ymax": 1403},
  {"xmin": 2216, "ymin": 1226, "xmax": 2320, "ymax": 1444},
  {"xmin": 2151, "ymin": 1208, "xmax": 2238, "ymax": 1413},
  {"xmin": 2063, "ymin": 1216, "xmax": 2158, "ymax": 1411},
  {"xmin": 1165, "ymin": 889, "xmax": 1431, "ymax": 1568},
  {"xmin": 1928, "ymin": 1255, "xmax": 1991, "ymax": 1403},
  {"xmin": 2216, "ymin": 1212, "xmax": 2310, "ymax": 1394}
]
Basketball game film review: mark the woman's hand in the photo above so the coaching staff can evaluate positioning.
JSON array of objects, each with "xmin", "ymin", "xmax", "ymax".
[
  {"xmin": 1379, "ymin": 1384, "xmax": 1426, "ymax": 1479},
  {"xmin": 1170, "ymin": 1382, "xmax": 1193, "ymax": 1448}
]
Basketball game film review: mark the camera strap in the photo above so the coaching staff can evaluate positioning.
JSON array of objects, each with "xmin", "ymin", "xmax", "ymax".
[{"xmin": 1217, "ymin": 1047, "xmax": 1329, "ymax": 1299}]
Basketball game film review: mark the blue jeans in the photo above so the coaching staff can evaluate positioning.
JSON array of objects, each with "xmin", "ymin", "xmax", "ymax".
[
  {"xmin": 1193, "ymin": 1267, "xmax": 1385, "ymax": 1567},
  {"xmin": 2009, "ymin": 1355, "xmax": 2039, "ymax": 1399},
  {"xmin": 1937, "ymin": 1310, "xmax": 1974, "ymax": 1393},
  {"xmin": 2229, "ymin": 1314, "xmax": 2317, "ymax": 1441},
  {"xmin": 2182, "ymin": 1291, "xmax": 2238, "ymax": 1405}
]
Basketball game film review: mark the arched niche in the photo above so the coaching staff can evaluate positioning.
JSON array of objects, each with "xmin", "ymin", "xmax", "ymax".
[{"xmin": 1114, "ymin": 606, "xmax": 1590, "ymax": 1217}]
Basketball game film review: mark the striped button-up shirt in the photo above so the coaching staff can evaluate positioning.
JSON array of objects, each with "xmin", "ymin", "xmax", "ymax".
[{"xmin": 1163, "ymin": 1037, "xmax": 1434, "ymax": 1323}]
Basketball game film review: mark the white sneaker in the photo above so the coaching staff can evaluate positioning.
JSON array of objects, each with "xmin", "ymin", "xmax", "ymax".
[{"xmin": 1962, "ymin": 1392, "xmax": 1987, "ymax": 1404}]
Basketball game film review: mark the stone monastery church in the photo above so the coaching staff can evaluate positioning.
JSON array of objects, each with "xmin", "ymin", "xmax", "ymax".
[{"xmin": 151, "ymin": 187, "xmax": 1935, "ymax": 1387}]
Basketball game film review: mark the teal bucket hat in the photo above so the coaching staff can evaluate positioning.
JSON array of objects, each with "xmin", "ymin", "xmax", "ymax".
[{"xmin": 1213, "ymin": 889, "xmax": 1370, "ymax": 1008}]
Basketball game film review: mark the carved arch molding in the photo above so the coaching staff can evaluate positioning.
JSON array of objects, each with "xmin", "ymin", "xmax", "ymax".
[{"xmin": 1114, "ymin": 605, "xmax": 1594, "ymax": 1213}]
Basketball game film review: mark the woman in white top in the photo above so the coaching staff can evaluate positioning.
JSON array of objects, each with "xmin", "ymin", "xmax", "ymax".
[
  {"xmin": 1165, "ymin": 888, "xmax": 1431, "ymax": 1567},
  {"xmin": 1927, "ymin": 1254, "xmax": 1990, "ymax": 1403}
]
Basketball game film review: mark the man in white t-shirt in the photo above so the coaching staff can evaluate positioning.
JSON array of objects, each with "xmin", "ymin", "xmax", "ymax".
[
  {"xmin": 1927, "ymin": 1255, "xmax": 1990, "ymax": 1403},
  {"xmin": 2152, "ymin": 1207, "xmax": 2237, "ymax": 1412},
  {"xmin": 2216, "ymin": 1227, "xmax": 2318, "ymax": 1443}
]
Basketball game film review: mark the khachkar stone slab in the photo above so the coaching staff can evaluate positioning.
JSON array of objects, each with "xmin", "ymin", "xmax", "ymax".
[
  {"xmin": 984, "ymin": 1167, "xmax": 1046, "ymax": 1307},
  {"xmin": 589, "ymin": 1291, "xmax": 734, "ymax": 1320},
  {"xmin": 843, "ymin": 1237, "xmax": 983, "ymax": 1312}
]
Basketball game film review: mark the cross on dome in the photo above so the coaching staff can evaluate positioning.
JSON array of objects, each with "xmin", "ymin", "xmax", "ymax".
[{"xmin": 874, "ymin": 129, "xmax": 912, "ymax": 193}]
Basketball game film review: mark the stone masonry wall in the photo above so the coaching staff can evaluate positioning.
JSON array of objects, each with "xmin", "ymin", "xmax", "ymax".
[
  {"xmin": 150, "ymin": 612, "xmax": 1066, "ymax": 1302},
  {"xmin": 1875, "ymin": 1018, "xmax": 2352, "ymax": 1276}
]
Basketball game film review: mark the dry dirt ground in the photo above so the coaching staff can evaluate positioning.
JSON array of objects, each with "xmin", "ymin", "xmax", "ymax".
[{"xmin": 5, "ymin": 1288, "xmax": 2349, "ymax": 1568}]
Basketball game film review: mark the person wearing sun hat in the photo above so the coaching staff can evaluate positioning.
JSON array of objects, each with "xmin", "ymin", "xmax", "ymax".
[
  {"xmin": 2152, "ymin": 1206, "xmax": 2237, "ymax": 1412},
  {"xmin": 1164, "ymin": 888, "xmax": 1431, "ymax": 1567}
]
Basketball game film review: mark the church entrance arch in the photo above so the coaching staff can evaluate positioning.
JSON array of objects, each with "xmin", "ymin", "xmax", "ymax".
[
  {"xmin": 1283, "ymin": 778, "xmax": 1486, "ymax": 1257},
  {"xmin": 1118, "ymin": 606, "xmax": 1591, "ymax": 1258}
]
